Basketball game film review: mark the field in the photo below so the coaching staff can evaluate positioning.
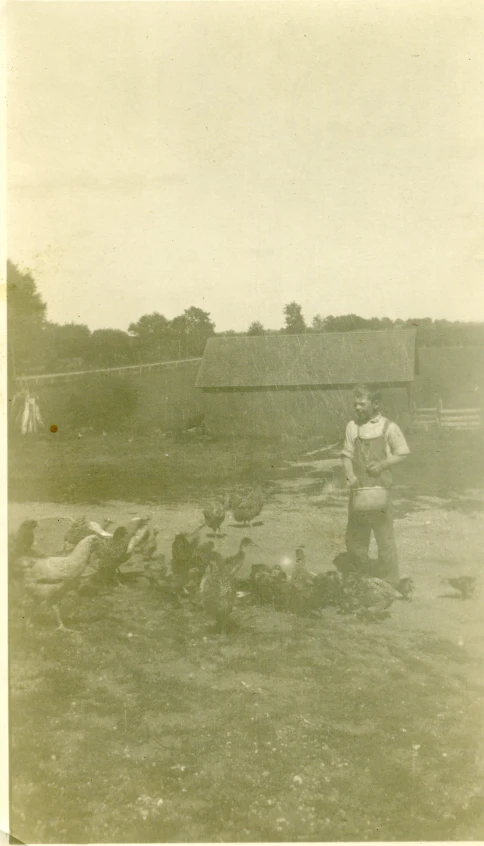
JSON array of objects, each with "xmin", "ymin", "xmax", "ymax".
[{"xmin": 8, "ymin": 427, "xmax": 484, "ymax": 843}]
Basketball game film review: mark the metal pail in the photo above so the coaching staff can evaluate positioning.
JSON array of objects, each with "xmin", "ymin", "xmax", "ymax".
[{"xmin": 352, "ymin": 486, "xmax": 389, "ymax": 512}]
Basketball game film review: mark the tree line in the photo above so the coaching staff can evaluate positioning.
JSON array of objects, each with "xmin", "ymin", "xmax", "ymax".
[{"xmin": 7, "ymin": 260, "xmax": 484, "ymax": 377}]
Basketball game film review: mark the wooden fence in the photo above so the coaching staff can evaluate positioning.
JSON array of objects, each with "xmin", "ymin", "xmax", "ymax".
[
  {"xmin": 16, "ymin": 357, "xmax": 203, "ymax": 386},
  {"xmin": 411, "ymin": 401, "xmax": 482, "ymax": 431}
]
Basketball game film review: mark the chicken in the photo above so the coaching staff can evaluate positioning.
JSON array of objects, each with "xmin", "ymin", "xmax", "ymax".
[
  {"xmin": 312, "ymin": 571, "xmax": 342, "ymax": 607},
  {"xmin": 139, "ymin": 528, "xmax": 159, "ymax": 561},
  {"xmin": 87, "ymin": 520, "xmax": 113, "ymax": 537},
  {"xmin": 127, "ymin": 518, "xmax": 151, "ymax": 554},
  {"xmin": 143, "ymin": 554, "xmax": 169, "ymax": 587},
  {"xmin": 291, "ymin": 549, "xmax": 315, "ymax": 586},
  {"xmin": 171, "ymin": 524, "xmax": 205, "ymax": 573},
  {"xmin": 249, "ymin": 563, "xmax": 274, "ymax": 605},
  {"xmin": 192, "ymin": 540, "xmax": 216, "ymax": 576},
  {"xmin": 179, "ymin": 543, "xmax": 216, "ymax": 595},
  {"xmin": 64, "ymin": 516, "xmax": 90, "ymax": 551},
  {"xmin": 342, "ymin": 575, "xmax": 397, "ymax": 620},
  {"xmin": 19, "ymin": 534, "xmax": 99, "ymax": 631},
  {"xmin": 64, "ymin": 517, "xmax": 114, "ymax": 552},
  {"xmin": 95, "ymin": 527, "xmax": 131, "ymax": 585},
  {"xmin": 171, "ymin": 525, "xmax": 213, "ymax": 594},
  {"xmin": 203, "ymin": 498, "xmax": 228, "ymax": 536},
  {"xmin": 199, "ymin": 538, "xmax": 256, "ymax": 632},
  {"xmin": 223, "ymin": 537, "xmax": 257, "ymax": 571},
  {"xmin": 247, "ymin": 562, "xmax": 291, "ymax": 610},
  {"xmin": 228, "ymin": 492, "xmax": 245, "ymax": 511},
  {"xmin": 396, "ymin": 576, "xmax": 414, "ymax": 601},
  {"xmin": 286, "ymin": 549, "xmax": 319, "ymax": 615},
  {"xmin": 9, "ymin": 519, "xmax": 38, "ymax": 564},
  {"xmin": 270, "ymin": 565, "xmax": 291, "ymax": 611},
  {"xmin": 442, "ymin": 576, "xmax": 476, "ymax": 600},
  {"xmin": 199, "ymin": 555, "xmax": 235, "ymax": 631},
  {"xmin": 231, "ymin": 488, "xmax": 264, "ymax": 527}
]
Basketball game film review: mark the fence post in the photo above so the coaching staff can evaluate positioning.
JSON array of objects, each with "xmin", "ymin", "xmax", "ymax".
[{"xmin": 437, "ymin": 397, "xmax": 443, "ymax": 429}]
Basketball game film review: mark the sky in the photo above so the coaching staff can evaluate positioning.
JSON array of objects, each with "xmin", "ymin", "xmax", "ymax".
[{"xmin": 7, "ymin": 0, "xmax": 484, "ymax": 332}]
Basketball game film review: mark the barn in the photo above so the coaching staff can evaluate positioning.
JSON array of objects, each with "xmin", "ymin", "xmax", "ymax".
[{"xmin": 196, "ymin": 329, "xmax": 417, "ymax": 439}]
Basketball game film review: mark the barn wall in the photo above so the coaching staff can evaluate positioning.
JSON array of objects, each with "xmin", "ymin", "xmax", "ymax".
[{"xmin": 201, "ymin": 386, "xmax": 411, "ymax": 439}]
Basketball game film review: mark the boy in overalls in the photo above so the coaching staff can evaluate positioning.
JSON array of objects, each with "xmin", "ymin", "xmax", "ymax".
[{"xmin": 341, "ymin": 384, "xmax": 410, "ymax": 586}]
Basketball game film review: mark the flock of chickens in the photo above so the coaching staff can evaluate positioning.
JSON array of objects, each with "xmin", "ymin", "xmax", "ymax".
[{"xmin": 9, "ymin": 484, "xmax": 477, "ymax": 634}]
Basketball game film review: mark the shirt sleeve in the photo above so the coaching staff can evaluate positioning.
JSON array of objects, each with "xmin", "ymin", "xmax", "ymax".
[
  {"xmin": 387, "ymin": 422, "xmax": 410, "ymax": 456},
  {"xmin": 341, "ymin": 421, "xmax": 356, "ymax": 459}
]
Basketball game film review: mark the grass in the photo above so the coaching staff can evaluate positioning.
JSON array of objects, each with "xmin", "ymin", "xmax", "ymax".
[
  {"xmin": 8, "ymin": 428, "xmax": 313, "ymax": 504},
  {"xmin": 8, "ymin": 426, "xmax": 484, "ymax": 842},
  {"xmin": 8, "ymin": 425, "xmax": 484, "ymax": 505},
  {"xmin": 9, "ymin": 587, "xmax": 483, "ymax": 843}
]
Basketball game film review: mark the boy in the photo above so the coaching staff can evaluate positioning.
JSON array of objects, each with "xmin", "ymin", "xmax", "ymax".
[{"xmin": 341, "ymin": 384, "xmax": 410, "ymax": 586}]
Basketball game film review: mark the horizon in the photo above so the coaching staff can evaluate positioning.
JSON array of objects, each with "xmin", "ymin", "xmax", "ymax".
[{"xmin": 8, "ymin": 255, "xmax": 484, "ymax": 335}]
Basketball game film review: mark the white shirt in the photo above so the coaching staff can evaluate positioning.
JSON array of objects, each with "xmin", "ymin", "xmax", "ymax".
[{"xmin": 341, "ymin": 413, "xmax": 410, "ymax": 461}]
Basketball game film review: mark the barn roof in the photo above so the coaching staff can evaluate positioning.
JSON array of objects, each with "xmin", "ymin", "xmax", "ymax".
[{"xmin": 196, "ymin": 329, "xmax": 416, "ymax": 388}]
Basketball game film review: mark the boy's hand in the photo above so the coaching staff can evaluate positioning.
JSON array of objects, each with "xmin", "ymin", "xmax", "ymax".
[
  {"xmin": 346, "ymin": 473, "xmax": 359, "ymax": 488},
  {"xmin": 367, "ymin": 461, "xmax": 384, "ymax": 477}
]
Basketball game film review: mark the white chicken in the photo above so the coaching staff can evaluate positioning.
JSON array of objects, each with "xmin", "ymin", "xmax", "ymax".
[
  {"xmin": 18, "ymin": 534, "xmax": 99, "ymax": 632},
  {"xmin": 127, "ymin": 517, "xmax": 151, "ymax": 554}
]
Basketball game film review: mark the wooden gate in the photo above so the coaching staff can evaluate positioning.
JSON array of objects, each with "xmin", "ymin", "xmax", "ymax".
[{"xmin": 411, "ymin": 401, "xmax": 481, "ymax": 431}]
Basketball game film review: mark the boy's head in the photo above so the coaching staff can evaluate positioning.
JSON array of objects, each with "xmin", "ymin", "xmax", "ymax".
[{"xmin": 353, "ymin": 384, "xmax": 382, "ymax": 424}]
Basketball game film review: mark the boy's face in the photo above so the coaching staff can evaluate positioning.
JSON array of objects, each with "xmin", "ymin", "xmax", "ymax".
[{"xmin": 354, "ymin": 392, "xmax": 378, "ymax": 424}]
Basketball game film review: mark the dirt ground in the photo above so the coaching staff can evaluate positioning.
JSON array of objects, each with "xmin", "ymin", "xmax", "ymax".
[{"xmin": 8, "ymin": 430, "xmax": 484, "ymax": 842}]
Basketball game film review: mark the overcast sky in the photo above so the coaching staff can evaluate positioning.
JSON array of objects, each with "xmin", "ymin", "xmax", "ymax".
[{"xmin": 7, "ymin": 1, "xmax": 484, "ymax": 332}]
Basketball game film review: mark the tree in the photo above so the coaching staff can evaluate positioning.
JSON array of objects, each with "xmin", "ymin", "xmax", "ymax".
[
  {"xmin": 86, "ymin": 329, "xmax": 135, "ymax": 368},
  {"xmin": 128, "ymin": 312, "xmax": 173, "ymax": 362},
  {"xmin": 323, "ymin": 314, "xmax": 368, "ymax": 332},
  {"xmin": 311, "ymin": 314, "xmax": 326, "ymax": 333},
  {"xmin": 43, "ymin": 322, "xmax": 91, "ymax": 370},
  {"xmin": 248, "ymin": 321, "xmax": 266, "ymax": 336},
  {"xmin": 171, "ymin": 307, "xmax": 215, "ymax": 357},
  {"xmin": 7, "ymin": 260, "xmax": 47, "ymax": 376},
  {"xmin": 283, "ymin": 302, "xmax": 306, "ymax": 334}
]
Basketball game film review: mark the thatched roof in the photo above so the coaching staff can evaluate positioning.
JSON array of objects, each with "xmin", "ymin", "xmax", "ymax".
[{"xmin": 196, "ymin": 329, "xmax": 416, "ymax": 389}]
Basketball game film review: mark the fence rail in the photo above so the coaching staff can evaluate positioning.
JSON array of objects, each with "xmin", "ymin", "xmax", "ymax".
[
  {"xmin": 412, "ymin": 401, "xmax": 482, "ymax": 430},
  {"xmin": 17, "ymin": 357, "xmax": 203, "ymax": 386}
]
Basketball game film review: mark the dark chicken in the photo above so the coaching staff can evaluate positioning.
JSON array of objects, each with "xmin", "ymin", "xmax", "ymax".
[
  {"xmin": 249, "ymin": 563, "xmax": 274, "ymax": 605},
  {"xmin": 95, "ymin": 527, "xmax": 131, "ymax": 585},
  {"xmin": 203, "ymin": 498, "xmax": 228, "ymax": 536},
  {"xmin": 171, "ymin": 524, "xmax": 204, "ymax": 569},
  {"xmin": 9, "ymin": 519, "xmax": 38, "ymax": 564},
  {"xmin": 312, "ymin": 571, "xmax": 342, "ymax": 607},
  {"xmin": 231, "ymin": 488, "xmax": 264, "ymax": 527},
  {"xmin": 199, "ymin": 538, "xmax": 256, "ymax": 632},
  {"xmin": 396, "ymin": 576, "xmax": 414, "ymax": 601},
  {"xmin": 171, "ymin": 525, "xmax": 214, "ymax": 594},
  {"xmin": 443, "ymin": 576, "xmax": 476, "ymax": 599},
  {"xmin": 340, "ymin": 574, "xmax": 397, "ymax": 620}
]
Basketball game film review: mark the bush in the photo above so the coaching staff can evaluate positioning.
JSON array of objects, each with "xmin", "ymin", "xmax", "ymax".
[{"xmin": 65, "ymin": 374, "xmax": 138, "ymax": 431}]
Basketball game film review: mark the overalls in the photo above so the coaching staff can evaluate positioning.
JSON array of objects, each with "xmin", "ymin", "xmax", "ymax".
[{"xmin": 345, "ymin": 419, "xmax": 400, "ymax": 586}]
